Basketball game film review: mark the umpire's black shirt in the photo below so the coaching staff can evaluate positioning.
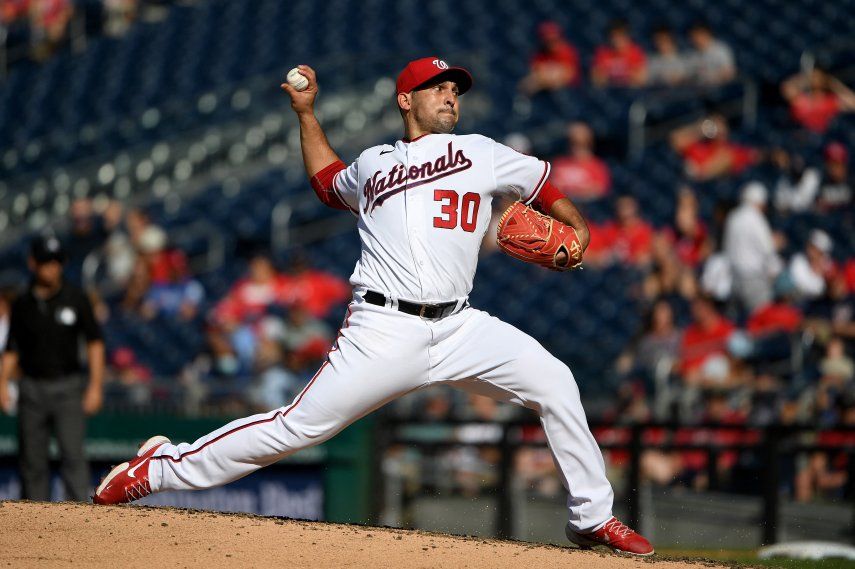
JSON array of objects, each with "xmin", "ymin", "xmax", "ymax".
[{"xmin": 5, "ymin": 281, "xmax": 103, "ymax": 378}]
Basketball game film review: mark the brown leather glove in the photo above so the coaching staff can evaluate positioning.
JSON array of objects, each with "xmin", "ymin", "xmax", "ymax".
[{"xmin": 496, "ymin": 202, "xmax": 583, "ymax": 271}]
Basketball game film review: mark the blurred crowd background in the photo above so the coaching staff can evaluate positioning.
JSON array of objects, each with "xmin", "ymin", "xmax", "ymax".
[{"xmin": 0, "ymin": 0, "xmax": 853, "ymax": 513}]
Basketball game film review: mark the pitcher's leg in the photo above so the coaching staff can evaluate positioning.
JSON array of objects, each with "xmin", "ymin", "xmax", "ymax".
[
  {"xmin": 151, "ymin": 302, "xmax": 431, "ymax": 493},
  {"xmin": 433, "ymin": 309, "xmax": 613, "ymax": 532}
]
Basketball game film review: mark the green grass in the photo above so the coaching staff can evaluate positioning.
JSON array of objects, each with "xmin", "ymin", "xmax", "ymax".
[{"xmin": 659, "ymin": 548, "xmax": 855, "ymax": 568}]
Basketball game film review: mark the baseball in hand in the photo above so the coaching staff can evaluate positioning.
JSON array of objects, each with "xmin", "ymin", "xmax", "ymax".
[{"xmin": 286, "ymin": 68, "xmax": 309, "ymax": 91}]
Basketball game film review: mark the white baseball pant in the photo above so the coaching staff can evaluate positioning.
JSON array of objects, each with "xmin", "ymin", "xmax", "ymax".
[{"xmin": 148, "ymin": 294, "xmax": 614, "ymax": 532}]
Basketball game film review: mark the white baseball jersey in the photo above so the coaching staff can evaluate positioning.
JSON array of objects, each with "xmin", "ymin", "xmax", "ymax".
[{"xmin": 332, "ymin": 133, "xmax": 551, "ymax": 302}]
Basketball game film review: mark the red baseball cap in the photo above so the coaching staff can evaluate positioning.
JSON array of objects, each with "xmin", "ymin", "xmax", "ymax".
[{"xmin": 396, "ymin": 57, "xmax": 473, "ymax": 95}]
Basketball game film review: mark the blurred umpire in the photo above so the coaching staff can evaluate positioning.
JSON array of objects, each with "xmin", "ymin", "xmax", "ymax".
[{"xmin": 0, "ymin": 236, "xmax": 105, "ymax": 501}]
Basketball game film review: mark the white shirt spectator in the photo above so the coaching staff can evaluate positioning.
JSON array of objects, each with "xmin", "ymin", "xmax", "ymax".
[
  {"xmin": 789, "ymin": 229, "xmax": 834, "ymax": 300},
  {"xmin": 692, "ymin": 40, "xmax": 735, "ymax": 85},
  {"xmin": 775, "ymin": 167, "xmax": 821, "ymax": 213},
  {"xmin": 723, "ymin": 189, "xmax": 780, "ymax": 278},
  {"xmin": 723, "ymin": 183, "xmax": 782, "ymax": 310},
  {"xmin": 789, "ymin": 253, "xmax": 826, "ymax": 299},
  {"xmin": 647, "ymin": 53, "xmax": 691, "ymax": 86}
]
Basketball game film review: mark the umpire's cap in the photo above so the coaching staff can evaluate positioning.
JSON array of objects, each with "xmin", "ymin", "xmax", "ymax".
[{"xmin": 30, "ymin": 236, "xmax": 66, "ymax": 263}]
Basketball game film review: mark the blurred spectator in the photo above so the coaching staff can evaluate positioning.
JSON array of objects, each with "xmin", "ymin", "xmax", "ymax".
[
  {"xmin": 587, "ymin": 196, "xmax": 654, "ymax": 266},
  {"xmin": 246, "ymin": 338, "xmax": 300, "ymax": 411},
  {"xmin": 121, "ymin": 251, "xmax": 150, "ymax": 313},
  {"xmin": 591, "ymin": 19, "xmax": 646, "ymax": 88},
  {"xmin": 772, "ymin": 148, "xmax": 820, "ymax": 214},
  {"xmin": 284, "ymin": 256, "xmax": 350, "ymax": 319},
  {"xmin": 660, "ymin": 188, "xmax": 711, "ymax": 269},
  {"xmin": 264, "ymin": 307, "xmax": 333, "ymax": 370},
  {"xmin": 120, "ymin": 225, "xmax": 165, "ymax": 309},
  {"xmin": 616, "ymin": 299, "xmax": 681, "ymax": 384},
  {"xmin": 723, "ymin": 183, "xmax": 782, "ymax": 312},
  {"xmin": 1, "ymin": 0, "xmax": 30, "ymax": 24},
  {"xmin": 687, "ymin": 21, "xmax": 736, "ymax": 86},
  {"xmin": 1, "ymin": 0, "xmax": 31, "ymax": 58},
  {"xmin": 104, "ymin": 207, "xmax": 155, "ymax": 289},
  {"xmin": 28, "ymin": 0, "xmax": 74, "ymax": 61},
  {"xmin": 549, "ymin": 122, "xmax": 611, "ymax": 200},
  {"xmin": 670, "ymin": 114, "xmax": 759, "ymax": 180},
  {"xmin": 746, "ymin": 286, "xmax": 803, "ymax": 338},
  {"xmin": 804, "ymin": 272, "xmax": 855, "ymax": 344},
  {"xmin": 700, "ymin": 251, "xmax": 733, "ymax": 303},
  {"xmin": 678, "ymin": 296, "xmax": 736, "ymax": 385},
  {"xmin": 789, "ymin": 229, "xmax": 835, "ymax": 301},
  {"xmin": 108, "ymin": 346, "xmax": 152, "ymax": 405},
  {"xmin": 519, "ymin": 21, "xmax": 581, "ymax": 95},
  {"xmin": 773, "ymin": 143, "xmax": 852, "ymax": 213},
  {"xmin": 140, "ymin": 251, "xmax": 205, "ymax": 321},
  {"xmin": 820, "ymin": 336, "xmax": 854, "ymax": 385},
  {"xmin": 781, "ymin": 68, "xmax": 855, "ymax": 134},
  {"xmin": 103, "ymin": 0, "xmax": 137, "ymax": 37},
  {"xmin": 65, "ymin": 198, "xmax": 120, "ymax": 283},
  {"xmin": 645, "ymin": 25, "xmax": 691, "ymax": 87},
  {"xmin": 212, "ymin": 254, "xmax": 291, "ymax": 329},
  {"xmin": 741, "ymin": 275, "xmax": 803, "ymax": 365},
  {"xmin": 817, "ymin": 143, "xmax": 852, "ymax": 211}
]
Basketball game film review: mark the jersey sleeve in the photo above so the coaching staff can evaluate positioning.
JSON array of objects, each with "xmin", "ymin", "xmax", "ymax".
[
  {"xmin": 331, "ymin": 159, "xmax": 360, "ymax": 214},
  {"xmin": 491, "ymin": 141, "xmax": 551, "ymax": 205}
]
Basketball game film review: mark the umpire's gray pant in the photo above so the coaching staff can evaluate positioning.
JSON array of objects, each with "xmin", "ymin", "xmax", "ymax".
[{"xmin": 18, "ymin": 376, "xmax": 90, "ymax": 501}]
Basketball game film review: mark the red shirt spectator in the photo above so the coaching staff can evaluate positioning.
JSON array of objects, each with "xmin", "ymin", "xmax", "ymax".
[
  {"xmin": 587, "ymin": 196, "xmax": 653, "ymax": 265},
  {"xmin": 782, "ymin": 69, "xmax": 855, "ymax": 134},
  {"xmin": 520, "ymin": 22, "xmax": 581, "ymax": 94},
  {"xmin": 791, "ymin": 92, "xmax": 841, "ymax": 133},
  {"xmin": 1, "ymin": 0, "xmax": 30, "ymax": 23},
  {"xmin": 662, "ymin": 224, "xmax": 707, "ymax": 268},
  {"xmin": 594, "ymin": 220, "xmax": 654, "ymax": 265},
  {"xmin": 591, "ymin": 20, "xmax": 646, "ymax": 87},
  {"xmin": 592, "ymin": 44, "xmax": 646, "ymax": 87},
  {"xmin": 746, "ymin": 302, "xmax": 803, "ymax": 336},
  {"xmin": 531, "ymin": 44, "xmax": 580, "ymax": 85},
  {"xmin": 550, "ymin": 122, "xmax": 611, "ymax": 200},
  {"xmin": 682, "ymin": 140, "xmax": 757, "ymax": 177},
  {"xmin": 213, "ymin": 256, "xmax": 293, "ymax": 326},
  {"xmin": 671, "ymin": 114, "xmax": 759, "ymax": 180},
  {"xmin": 679, "ymin": 297, "xmax": 735, "ymax": 375},
  {"xmin": 288, "ymin": 269, "xmax": 350, "ymax": 318},
  {"xmin": 551, "ymin": 157, "xmax": 611, "ymax": 200}
]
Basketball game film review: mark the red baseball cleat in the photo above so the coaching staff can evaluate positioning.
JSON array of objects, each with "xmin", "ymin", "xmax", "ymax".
[
  {"xmin": 93, "ymin": 435, "xmax": 170, "ymax": 505},
  {"xmin": 566, "ymin": 517, "xmax": 654, "ymax": 556}
]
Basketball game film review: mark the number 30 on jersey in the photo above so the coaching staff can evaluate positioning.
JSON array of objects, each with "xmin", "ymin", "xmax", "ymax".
[{"xmin": 433, "ymin": 190, "xmax": 481, "ymax": 232}]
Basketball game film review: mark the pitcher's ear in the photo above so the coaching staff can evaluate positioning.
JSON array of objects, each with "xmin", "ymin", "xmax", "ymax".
[{"xmin": 397, "ymin": 92, "xmax": 412, "ymax": 112}]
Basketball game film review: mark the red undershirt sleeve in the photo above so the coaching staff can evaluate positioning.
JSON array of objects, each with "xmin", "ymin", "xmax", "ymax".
[
  {"xmin": 532, "ymin": 180, "xmax": 564, "ymax": 215},
  {"xmin": 309, "ymin": 160, "xmax": 349, "ymax": 211}
]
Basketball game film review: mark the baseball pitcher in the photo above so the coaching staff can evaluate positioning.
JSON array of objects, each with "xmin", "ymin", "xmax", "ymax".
[{"xmin": 94, "ymin": 58, "xmax": 653, "ymax": 556}]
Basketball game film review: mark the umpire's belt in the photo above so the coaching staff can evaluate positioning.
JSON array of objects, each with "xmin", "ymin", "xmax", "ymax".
[{"xmin": 363, "ymin": 290, "xmax": 465, "ymax": 319}]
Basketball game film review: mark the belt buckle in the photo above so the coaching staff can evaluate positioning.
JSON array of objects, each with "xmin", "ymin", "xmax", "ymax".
[{"xmin": 419, "ymin": 304, "xmax": 430, "ymax": 318}]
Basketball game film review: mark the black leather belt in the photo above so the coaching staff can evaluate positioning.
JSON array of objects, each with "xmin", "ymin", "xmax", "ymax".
[{"xmin": 363, "ymin": 290, "xmax": 463, "ymax": 319}]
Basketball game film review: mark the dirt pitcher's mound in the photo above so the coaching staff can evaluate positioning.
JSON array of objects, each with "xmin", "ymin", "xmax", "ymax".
[{"xmin": 1, "ymin": 501, "xmax": 719, "ymax": 568}]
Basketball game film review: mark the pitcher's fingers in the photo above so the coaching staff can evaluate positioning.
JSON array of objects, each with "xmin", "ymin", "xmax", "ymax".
[{"xmin": 297, "ymin": 65, "xmax": 317, "ymax": 84}]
